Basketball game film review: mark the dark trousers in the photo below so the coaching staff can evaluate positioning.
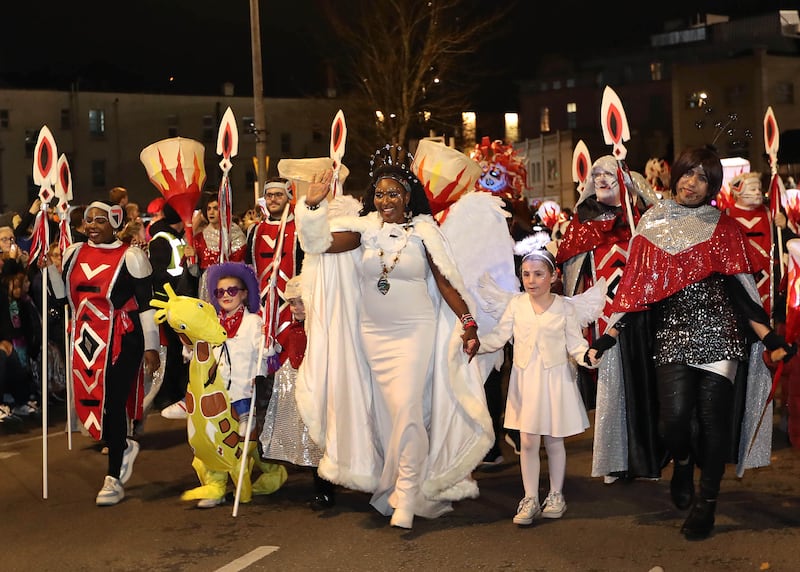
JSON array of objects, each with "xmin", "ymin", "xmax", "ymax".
[
  {"xmin": 103, "ymin": 330, "xmax": 142, "ymax": 478},
  {"xmin": 656, "ymin": 363, "xmax": 734, "ymax": 499}
]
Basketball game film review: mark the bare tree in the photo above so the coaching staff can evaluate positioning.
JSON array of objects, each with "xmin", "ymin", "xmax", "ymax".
[{"xmin": 321, "ymin": 0, "xmax": 513, "ymax": 154}]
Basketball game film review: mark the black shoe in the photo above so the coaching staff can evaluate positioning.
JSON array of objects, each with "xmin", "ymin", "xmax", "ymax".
[
  {"xmin": 670, "ymin": 461, "xmax": 695, "ymax": 510},
  {"xmin": 310, "ymin": 493, "xmax": 335, "ymax": 511},
  {"xmin": 681, "ymin": 498, "xmax": 716, "ymax": 540},
  {"xmin": 480, "ymin": 446, "xmax": 504, "ymax": 467}
]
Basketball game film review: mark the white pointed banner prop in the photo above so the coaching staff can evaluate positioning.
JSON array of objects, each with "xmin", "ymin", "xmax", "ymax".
[
  {"xmin": 216, "ymin": 107, "xmax": 239, "ymax": 262},
  {"xmin": 571, "ymin": 139, "xmax": 591, "ymax": 193},
  {"xmin": 329, "ymin": 109, "xmax": 347, "ymax": 198},
  {"xmin": 600, "ymin": 86, "xmax": 631, "ymax": 160}
]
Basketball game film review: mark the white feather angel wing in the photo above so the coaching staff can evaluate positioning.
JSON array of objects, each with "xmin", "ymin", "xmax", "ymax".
[
  {"xmin": 440, "ymin": 192, "xmax": 520, "ymax": 327},
  {"xmin": 564, "ymin": 276, "xmax": 607, "ymax": 327}
]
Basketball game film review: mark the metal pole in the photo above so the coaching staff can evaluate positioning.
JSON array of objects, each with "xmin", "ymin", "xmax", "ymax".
[{"xmin": 250, "ymin": 0, "xmax": 268, "ymax": 192}]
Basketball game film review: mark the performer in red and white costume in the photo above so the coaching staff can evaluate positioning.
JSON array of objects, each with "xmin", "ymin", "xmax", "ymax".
[
  {"xmin": 53, "ymin": 201, "xmax": 160, "ymax": 506},
  {"xmin": 725, "ymin": 172, "xmax": 777, "ymax": 316},
  {"xmin": 245, "ymin": 178, "xmax": 303, "ymax": 357}
]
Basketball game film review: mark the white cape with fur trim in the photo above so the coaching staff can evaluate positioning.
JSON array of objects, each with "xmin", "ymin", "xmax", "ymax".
[{"xmin": 294, "ymin": 200, "xmax": 493, "ymax": 517}]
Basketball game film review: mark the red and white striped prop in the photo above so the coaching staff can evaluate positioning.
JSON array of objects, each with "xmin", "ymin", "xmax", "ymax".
[{"xmin": 600, "ymin": 86, "xmax": 637, "ymax": 233}]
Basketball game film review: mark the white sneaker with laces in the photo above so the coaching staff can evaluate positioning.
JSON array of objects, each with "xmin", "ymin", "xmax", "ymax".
[
  {"xmin": 96, "ymin": 476, "xmax": 125, "ymax": 506},
  {"xmin": 513, "ymin": 496, "xmax": 541, "ymax": 525},
  {"xmin": 12, "ymin": 403, "xmax": 37, "ymax": 416},
  {"xmin": 542, "ymin": 491, "xmax": 567, "ymax": 518},
  {"xmin": 161, "ymin": 400, "xmax": 188, "ymax": 420},
  {"xmin": 119, "ymin": 439, "xmax": 140, "ymax": 485}
]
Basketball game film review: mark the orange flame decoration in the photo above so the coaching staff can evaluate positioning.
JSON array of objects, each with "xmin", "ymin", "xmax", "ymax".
[
  {"xmin": 785, "ymin": 189, "xmax": 800, "ymax": 233},
  {"xmin": 140, "ymin": 137, "xmax": 206, "ymax": 249},
  {"xmin": 413, "ymin": 154, "xmax": 475, "ymax": 216},
  {"xmin": 536, "ymin": 200, "xmax": 561, "ymax": 229}
]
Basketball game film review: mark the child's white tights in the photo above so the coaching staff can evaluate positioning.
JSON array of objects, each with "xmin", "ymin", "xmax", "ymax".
[{"xmin": 519, "ymin": 432, "xmax": 566, "ymax": 502}]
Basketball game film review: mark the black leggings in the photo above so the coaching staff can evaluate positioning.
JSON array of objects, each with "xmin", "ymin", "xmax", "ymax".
[{"xmin": 656, "ymin": 363, "xmax": 734, "ymax": 500}]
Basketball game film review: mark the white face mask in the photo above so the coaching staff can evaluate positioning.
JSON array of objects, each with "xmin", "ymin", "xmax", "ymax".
[
  {"xmin": 735, "ymin": 179, "xmax": 763, "ymax": 208},
  {"xmin": 591, "ymin": 157, "xmax": 620, "ymax": 207}
]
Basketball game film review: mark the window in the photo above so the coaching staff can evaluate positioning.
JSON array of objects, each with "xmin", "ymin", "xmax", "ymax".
[
  {"xmin": 280, "ymin": 133, "xmax": 291, "ymax": 154},
  {"xmin": 91, "ymin": 159, "xmax": 106, "ymax": 187},
  {"xmin": 25, "ymin": 130, "xmax": 37, "ymax": 158},
  {"xmin": 242, "ymin": 117, "xmax": 255, "ymax": 135},
  {"xmin": 504, "ymin": 113, "xmax": 519, "ymax": 143},
  {"xmin": 202, "ymin": 115, "xmax": 215, "ymax": 142},
  {"xmin": 546, "ymin": 159, "xmax": 558, "ymax": 182},
  {"xmin": 167, "ymin": 114, "xmax": 179, "ymax": 138},
  {"xmin": 61, "ymin": 109, "xmax": 71, "ymax": 130},
  {"xmin": 0, "ymin": 109, "xmax": 9, "ymax": 129},
  {"xmin": 88, "ymin": 109, "xmax": 105, "ymax": 136},
  {"xmin": 686, "ymin": 92, "xmax": 709, "ymax": 109},
  {"xmin": 724, "ymin": 84, "xmax": 746, "ymax": 105},
  {"xmin": 650, "ymin": 62, "xmax": 663, "ymax": 81},
  {"xmin": 566, "ymin": 102, "xmax": 577, "ymax": 130},
  {"xmin": 540, "ymin": 107, "xmax": 550, "ymax": 133},
  {"xmin": 774, "ymin": 82, "xmax": 794, "ymax": 105}
]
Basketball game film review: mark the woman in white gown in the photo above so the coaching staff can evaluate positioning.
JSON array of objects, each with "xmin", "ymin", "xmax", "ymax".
[{"xmin": 294, "ymin": 144, "xmax": 492, "ymax": 529}]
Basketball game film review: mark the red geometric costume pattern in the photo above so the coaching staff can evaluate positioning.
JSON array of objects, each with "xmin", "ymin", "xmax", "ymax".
[
  {"xmin": 726, "ymin": 203, "xmax": 773, "ymax": 315},
  {"xmin": 66, "ymin": 243, "xmax": 130, "ymax": 440},
  {"xmin": 250, "ymin": 216, "xmax": 300, "ymax": 341}
]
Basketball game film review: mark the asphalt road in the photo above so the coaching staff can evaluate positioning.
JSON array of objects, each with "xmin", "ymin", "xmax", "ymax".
[{"xmin": 2, "ymin": 403, "xmax": 799, "ymax": 572}]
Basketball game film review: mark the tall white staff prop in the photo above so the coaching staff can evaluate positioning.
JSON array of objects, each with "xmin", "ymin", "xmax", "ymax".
[
  {"xmin": 54, "ymin": 154, "xmax": 74, "ymax": 449},
  {"xmin": 32, "ymin": 126, "xmax": 58, "ymax": 499},
  {"xmin": 765, "ymin": 107, "xmax": 786, "ymax": 294},
  {"xmin": 329, "ymin": 109, "xmax": 347, "ymax": 198},
  {"xmin": 233, "ymin": 210, "xmax": 289, "ymax": 517},
  {"xmin": 600, "ymin": 86, "xmax": 637, "ymax": 234},
  {"xmin": 216, "ymin": 107, "xmax": 238, "ymax": 263}
]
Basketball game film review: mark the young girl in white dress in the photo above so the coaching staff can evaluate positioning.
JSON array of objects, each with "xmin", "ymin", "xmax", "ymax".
[{"xmin": 479, "ymin": 235, "xmax": 602, "ymax": 525}]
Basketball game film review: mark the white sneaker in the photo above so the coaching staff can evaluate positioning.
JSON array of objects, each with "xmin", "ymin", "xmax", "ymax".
[
  {"xmin": 12, "ymin": 402, "xmax": 38, "ymax": 416},
  {"xmin": 542, "ymin": 491, "xmax": 567, "ymax": 519},
  {"xmin": 0, "ymin": 404, "xmax": 12, "ymax": 422},
  {"xmin": 161, "ymin": 400, "xmax": 188, "ymax": 420},
  {"xmin": 513, "ymin": 496, "xmax": 541, "ymax": 525},
  {"xmin": 96, "ymin": 476, "xmax": 125, "ymax": 506},
  {"xmin": 119, "ymin": 439, "xmax": 140, "ymax": 485},
  {"xmin": 197, "ymin": 497, "xmax": 225, "ymax": 509}
]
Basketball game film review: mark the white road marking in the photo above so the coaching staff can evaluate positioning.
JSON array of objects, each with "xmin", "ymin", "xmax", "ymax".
[
  {"xmin": 214, "ymin": 546, "xmax": 280, "ymax": 572},
  {"xmin": 0, "ymin": 452, "xmax": 19, "ymax": 459}
]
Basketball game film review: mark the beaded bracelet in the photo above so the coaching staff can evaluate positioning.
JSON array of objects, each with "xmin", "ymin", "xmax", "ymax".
[
  {"xmin": 459, "ymin": 313, "xmax": 478, "ymax": 330},
  {"xmin": 306, "ymin": 201, "xmax": 321, "ymax": 211}
]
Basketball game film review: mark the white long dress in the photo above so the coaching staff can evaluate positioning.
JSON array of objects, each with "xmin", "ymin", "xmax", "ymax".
[
  {"xmin": 360, "ymin": 224, "xmax": 438, "ymax": 516},
  {"xmin": 481, "ymin": 294, "xmax": 590, "ymax": 438}
]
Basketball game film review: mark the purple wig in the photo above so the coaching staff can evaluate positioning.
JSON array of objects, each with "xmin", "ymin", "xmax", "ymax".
[{"xmin": 205, "ymin": 262, "xmax": 261, "ymax": 313}]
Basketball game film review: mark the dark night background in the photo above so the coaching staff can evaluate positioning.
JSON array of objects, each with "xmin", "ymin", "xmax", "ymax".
[{"xmin": 0, "ymin": 0, "xmax": 782, "ymax": 110}]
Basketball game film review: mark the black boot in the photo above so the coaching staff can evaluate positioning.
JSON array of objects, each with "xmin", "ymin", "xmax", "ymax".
[
  {"xmin": 670, "ymin": 459, "xmax": 695, "ymax": 510},
  {"xmin": 310, "ymin": 470, "xmax": 336, "ymax": 511},
  {"xmin": 681, "ymin": 497, "xmax": 716, "ymax": 540}
]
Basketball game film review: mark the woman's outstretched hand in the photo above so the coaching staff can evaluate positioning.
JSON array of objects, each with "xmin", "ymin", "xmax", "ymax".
[{"xmin": 306, "ymin": 169, "xmax": 334, "ymax": 207}]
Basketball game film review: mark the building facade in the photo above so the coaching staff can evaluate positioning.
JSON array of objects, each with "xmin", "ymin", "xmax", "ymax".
[{"xmin": 0, "ymin": 87, "xmax": 346, "ymax": 214}]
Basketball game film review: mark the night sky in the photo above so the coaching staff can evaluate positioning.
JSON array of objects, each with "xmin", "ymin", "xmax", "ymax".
[{"xmin": 0, "ymin": 0, "xmax": 779, "ymax": 109}]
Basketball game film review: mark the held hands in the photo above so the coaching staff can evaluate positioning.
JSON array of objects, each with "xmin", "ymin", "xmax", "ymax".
[
  {"xmin": 462, "ymin": 326, "xmax": 479, "ymax": 362},
  {"xmin": 762, "ymin": 330, "xmax": 798, "ymax": 363},
  {"xmin": 143, "ymin": 349, "xmax": 161, "ymax": 376},
  {"xmin": 306, "ymin": 169, "xmax": 334, "ymax": 208},
  {"xmin": 585, "ymin": 333, "xmax": 617, "ymax": 365}
]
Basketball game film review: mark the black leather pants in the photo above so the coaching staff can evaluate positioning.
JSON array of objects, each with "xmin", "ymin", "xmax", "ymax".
[{"xmin": 656, "ymin": 363, "xmax": 734, "ymax": 500}]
